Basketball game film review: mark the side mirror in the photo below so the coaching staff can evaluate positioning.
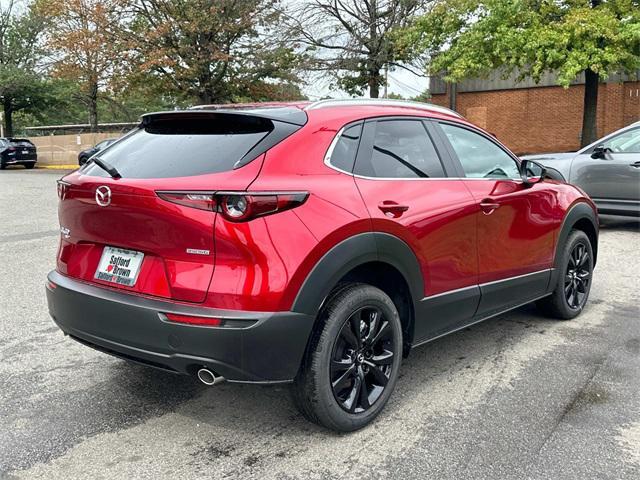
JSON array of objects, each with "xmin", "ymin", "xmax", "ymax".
[
  {"xmin": 520, "ymin": 159, "xmax": 546, "ymax": 186},
  {"xmin": 591, "ymin": 145, "xmax": 609, "ymax": 159}
]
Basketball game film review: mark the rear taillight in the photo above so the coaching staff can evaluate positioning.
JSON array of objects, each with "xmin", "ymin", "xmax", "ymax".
[
  {"xmin": 57, "ymin": 180, "xmax": 70, "ymax": 200},
  {"xmin": 156, "ymin": 191, "xmax": 308, "ymax": 222},
  {"xmin": 156, "ymin": 192, "xmax": 216, "ymax": 211}
]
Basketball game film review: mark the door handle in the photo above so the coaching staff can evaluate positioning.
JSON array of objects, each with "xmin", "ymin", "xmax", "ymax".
[
  {"xmin": 479, "ymin": 198, "xmax": 500, "ymax": 215},
  {"xmin": 378, "ymin": 201, "xmax": 409, "ymax": 218},
  {"xmin": 630, "ymin": 161, "xmax": 640, "ymax": 168}
]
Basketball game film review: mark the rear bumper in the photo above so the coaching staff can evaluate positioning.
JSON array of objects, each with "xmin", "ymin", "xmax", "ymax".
[
  {"xmin": 46, "ymin": 271, "xmax": 315, "ymax": 383},
  {"xmin": 3, "ymin": 158, "xmax": 37, "ymax": 165}
]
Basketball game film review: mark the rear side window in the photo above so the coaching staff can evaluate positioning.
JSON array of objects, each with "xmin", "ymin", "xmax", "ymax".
[
  {"xmin": 354, "ymin": 120, "xmax": 446, "ymax": 178},
  {"xmin": 440, "ymin": 123, "xmax": 520, "ymax": 179},
  {"xmin": 82, "ymin": 113, "xmax": 274, "ymax": 179},
  {"xmin": 328, "ymin": 123, "xmax": 362, "ymax": 172}
]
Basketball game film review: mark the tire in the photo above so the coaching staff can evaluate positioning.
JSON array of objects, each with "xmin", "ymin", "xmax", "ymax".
[
  {"xmin": 292, "ymin": 283, "xmax": 403, "ymax": 432},
  {"xmin": 0, "ymin": 162, "xmax": 5, "ymax": 170},
  {"xmin": 24, "ymin": 163, "xmax": 35, "ymax": 169},
  {"xmin": 537, "ymin": 230, "xmax": 594, "ymax": 320}
]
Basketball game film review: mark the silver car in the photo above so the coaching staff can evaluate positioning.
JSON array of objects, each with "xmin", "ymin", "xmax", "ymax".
[{"xmin": 523, "ymin": 121, "xmax": 640, "ymax": 217}]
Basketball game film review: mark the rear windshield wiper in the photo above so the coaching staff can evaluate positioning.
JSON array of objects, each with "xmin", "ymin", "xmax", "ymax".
[{"xmin": 90, "ymin": 156, "xmax": 121, "ymax": 179}]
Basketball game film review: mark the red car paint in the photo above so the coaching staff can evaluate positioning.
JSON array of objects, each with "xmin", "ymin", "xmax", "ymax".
[{"xmin": 56, "ymin": 101, "xmax": 593, "ymax": 315}]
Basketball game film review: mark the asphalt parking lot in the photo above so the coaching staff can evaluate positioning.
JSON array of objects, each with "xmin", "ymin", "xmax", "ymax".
[{"xmin": 1, "ymin": 168, "xmax": 639, "ymax": 479}]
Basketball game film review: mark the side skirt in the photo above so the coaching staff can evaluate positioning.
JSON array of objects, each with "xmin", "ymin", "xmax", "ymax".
[
  {"xmin": 410, "ymin": 292, "xmax": 552, "ymax": 350},
  {"xmin": 592, "ymin": 198, "xmax": 640, "ymax": 218},
  {"xmin": 411, "ymin": 269, "xmax": 552, "ymax": 348}
]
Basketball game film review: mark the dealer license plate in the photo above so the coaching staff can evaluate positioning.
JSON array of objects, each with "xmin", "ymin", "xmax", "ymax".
[{"xmin": 94, "ymin": 246, "xmax": 144, "ymax": 287}]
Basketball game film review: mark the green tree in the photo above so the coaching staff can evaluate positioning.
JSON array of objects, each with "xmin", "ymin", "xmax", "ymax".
[
  {"xmin": 399, "ymin": 0, "xmax": 640, "ymax": 146},
  {"xmin": 0, "ymin": 0, "xmax": 47, "ymax": 137},
  {"xmin": 114, "ymin": 0, "xmax": 304, "ymax": 105}
]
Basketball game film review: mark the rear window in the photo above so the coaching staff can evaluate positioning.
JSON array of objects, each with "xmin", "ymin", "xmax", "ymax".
[
  {"xmin": 82, "ymin": 113, "xmax": 274, "ymax": 179},
  {"xmin": 9, "ymin": 139, "xmax": 34, "ymax": 147}
]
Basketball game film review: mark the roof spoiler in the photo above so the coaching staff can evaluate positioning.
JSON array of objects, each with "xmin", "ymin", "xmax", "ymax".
[{"xmin": 142, "ymin": 106, "xmax": 308, "ymax": 127}]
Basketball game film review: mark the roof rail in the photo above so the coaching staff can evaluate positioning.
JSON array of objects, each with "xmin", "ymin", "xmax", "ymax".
[
  {"xmin": 305, "ymin": 98, "xmax": 463, "ymax": 118},
  {"xmin": 189, "ymin": 101, "xmax": 310, "ymax": 110}
]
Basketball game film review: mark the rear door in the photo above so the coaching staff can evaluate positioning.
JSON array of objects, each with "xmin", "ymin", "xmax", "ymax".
[
  {"xmin": 57, "ymin": 112, "xmax": 276, "ymax": 303},
  {"xmin": 352, "ymin": 117, "xmax": 479, "ymax": 342},
  {"xmin": 435, "ymin": 121, "xmax": 558, "ymax": 318},
  {"xmin": 570, "ymin": 126, "xmax": 640, "ymax": 209}
]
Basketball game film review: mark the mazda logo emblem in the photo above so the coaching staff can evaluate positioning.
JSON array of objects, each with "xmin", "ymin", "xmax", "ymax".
[{"xmin": 95, "ymin": 186, "xmax": 112, "ymax": 207}]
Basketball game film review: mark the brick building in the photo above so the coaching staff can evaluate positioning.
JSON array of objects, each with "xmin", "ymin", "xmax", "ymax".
[{"xmin": 429, "ymin": 70, "xmax": 640, "ymax": 155}]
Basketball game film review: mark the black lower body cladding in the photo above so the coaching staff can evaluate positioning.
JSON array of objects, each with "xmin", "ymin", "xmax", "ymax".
[{"xmin": 46, "ymin": 271, "xmax": 315, "ymax": 383}]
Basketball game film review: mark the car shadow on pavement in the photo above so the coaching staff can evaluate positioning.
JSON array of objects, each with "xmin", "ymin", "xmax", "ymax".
[{"xmin": 162, "ymin": 304, "xmax": 561, "ymax": 436}]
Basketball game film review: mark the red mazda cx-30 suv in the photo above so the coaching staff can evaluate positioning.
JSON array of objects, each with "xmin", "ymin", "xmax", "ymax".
[{"xmin": 47, "ymin": 99, "xmax": 598, "ymax": 431}]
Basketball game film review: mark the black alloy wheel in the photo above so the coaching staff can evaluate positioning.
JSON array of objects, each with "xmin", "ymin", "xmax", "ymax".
[
  {"xmin": 564, "ymin": 242, "xmax": 591, "ymax": 310},
  {"xmin": 292, "ymin": 283, "xmax": 403, "ymax": 431},
  {"xmin": 537, "ymin": 229, "xmax": 594, "ymax": 320},
  {"xmin": 330, "ymin": 306, "xmax": 396, "ymax": 413}
]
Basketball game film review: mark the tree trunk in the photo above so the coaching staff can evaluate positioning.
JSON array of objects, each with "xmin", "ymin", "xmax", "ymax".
[
  {"xmin": 367, "ymin": 0, "xmax": 381, "ymax": 99},
  {"xmin": 88, "ymin": 80, "xmax": 99, "ymax": 133},
  {"xmin": 369, "ymin": 69, "xmax": 380, "ymax": 98},
  {"xmin": 3, "ymin": 99, "xmax": 13, "ymax": 138},
  {"xmin": 580, "ymin": 68, "xmax": 599, "ymax": 147},
  {"xmin": 198, "ymin": 90, "xmax": 213, "ymax": 105},
  {"xmin": 449, "ymin": 82, "xmax": 458, "ymax": 112}
]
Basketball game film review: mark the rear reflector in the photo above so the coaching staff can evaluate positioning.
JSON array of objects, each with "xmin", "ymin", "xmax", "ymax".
[{"xmin": 164, "ymin": 313, "xmax": 222, "ymax": 326}]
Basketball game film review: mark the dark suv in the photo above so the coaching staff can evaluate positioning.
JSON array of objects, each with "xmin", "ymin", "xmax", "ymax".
[
  {"xmin": 0, "ymin": 138, "xmax": 37, "ymax": 169},
  {"xmin": 47, "ymin": 100, "xmax": 598, "ymax": 431}
]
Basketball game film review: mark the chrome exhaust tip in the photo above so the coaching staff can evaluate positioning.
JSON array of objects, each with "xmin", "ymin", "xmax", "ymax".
[{"xmin": 197, "ymin": 368, "xmax": 225, "ymax": 386}]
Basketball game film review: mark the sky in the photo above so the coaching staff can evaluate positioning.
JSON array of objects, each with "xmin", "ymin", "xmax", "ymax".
[{"xmin": 302, "ymin": 66, "xmax": 430, "ymax": 100}]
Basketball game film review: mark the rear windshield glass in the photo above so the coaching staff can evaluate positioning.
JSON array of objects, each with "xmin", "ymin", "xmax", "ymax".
[
  {"xmin": 10, "ymin": 139, "xmax": 34, "ymax": 147},
  {"xmin": 81, "ymin": 113, "xmax": 273, "ymax": 179}
]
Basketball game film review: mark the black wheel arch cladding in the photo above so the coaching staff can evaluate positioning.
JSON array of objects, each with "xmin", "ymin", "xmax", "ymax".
[
  {"xmin": 291, "ymin": 232, "xmax": 424, "ymax": 317},
  {"xmin": 556, "ymin": 202, "xmax": 599, "ymax": 266},
  {"xmin": 549, "ymin": 201, "xmax": 598, "ymax": 289}
]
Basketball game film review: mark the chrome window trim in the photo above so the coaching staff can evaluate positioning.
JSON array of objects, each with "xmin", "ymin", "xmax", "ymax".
[
  {"xmin": 323, "ymin": 125, "xmax": 352, "ymax": 175},
  {"xmin": 323, "ymin": 119, "xmax": 526, "ymax": 184},
  {"xmin": 324, "ymin": 122, "xmax": 457, "ymax": 181}
]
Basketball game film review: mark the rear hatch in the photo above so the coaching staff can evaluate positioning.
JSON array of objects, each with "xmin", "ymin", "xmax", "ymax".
[
  {"xmin": 56, "ymin": 110, "xmax": 304, "ymax": 303},
  {"xmin": 10, "ymin": 139, "xmax": 37, "ymax": 160}
]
